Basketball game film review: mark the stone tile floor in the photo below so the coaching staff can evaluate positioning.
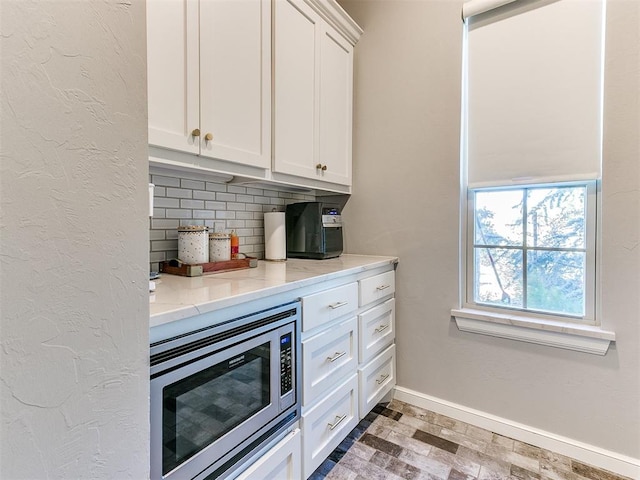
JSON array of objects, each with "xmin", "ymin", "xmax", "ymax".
[{"xmin": 309, "ymin": 399, "xmax": 632, "ymax": 480}]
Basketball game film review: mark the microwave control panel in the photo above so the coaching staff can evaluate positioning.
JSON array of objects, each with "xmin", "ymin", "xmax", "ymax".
[{"xmin": 280, "ymin": 333, "xmax": 293, "ymax": 397}]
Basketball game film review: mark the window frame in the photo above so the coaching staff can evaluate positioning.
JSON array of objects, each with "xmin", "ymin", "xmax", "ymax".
[{"xmin": 463, "ymin": 180, "xmax": 598, "ymax": 325}]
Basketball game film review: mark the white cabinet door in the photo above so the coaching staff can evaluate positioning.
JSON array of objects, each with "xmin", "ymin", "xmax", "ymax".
[
  {"xmin": 199, "ymin": 0, "xmax": 271, "ymax": 168},
  {"xmin": 301, "ymin": 282, "xmax": 358, "ymax": 332},
  {"xmin": 318, "ymin": 24, "xmax": 353, "ymax": 186},
  {"xmin": 358, "ymin": 344, "xmax": 396, "ymax": 418},
  {"xmin": 359, "ymin": 270, "xmax": 396, "ymax": 307},
  {"xmin": 273, "ymin": 0, "xmax": 318, "ymax": 179},
  {"xmin": 147, "ymin": 0, "xmax": 270, "ymax": 168},
  {"xmin": 146, "ymin": 0, "xmax": 200, "ymax": 154},
  {"xmin": 301, "ymin": 374, "xmax": 358, "ymax": 478},
  {"xmin": 302, "ymin": 316, "xmax": 358, "ymax": 406},
  {"xmin": 358, "ymin": 298, "xmax": 395, "ymax": 364},
  {"xmin": 273, "ymin": 0, "xmax": 354, "ymax": 187},
  {"xmin": 234, "ymin": 429, "xmax": 301, "ymax": 480}
]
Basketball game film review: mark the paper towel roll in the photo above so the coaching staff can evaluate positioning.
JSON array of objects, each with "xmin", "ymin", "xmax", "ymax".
[{"xmin": 264, "ymin": 212, "xmax": 286, "ymax": 261}]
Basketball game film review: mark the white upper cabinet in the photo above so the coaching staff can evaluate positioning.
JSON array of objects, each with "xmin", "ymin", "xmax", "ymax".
[
  {"xmin": 147, "ymin": 0, "xmax": 361, "ymax": 191},
  {"xmin": 273, "ymin": 0, "xmax": 357, "ymax": 187},
  {"xmin": 273, "ymin": 0, "xmax": 318, "ymax": 181},
  {"xmin": 147, "ymin": 0, "xmax": 271, "ymax": 169},
  {"xmin": 318, "ymin": 25, "xmax": 353, "ymax": 185},
  {"xmin": 147, "ymin": 0, "xmax": 199, "ymax": 155}
]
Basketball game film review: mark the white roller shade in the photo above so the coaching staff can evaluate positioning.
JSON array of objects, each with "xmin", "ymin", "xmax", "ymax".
[
  {"xmin": 465, "ymin": 0, "xmax": 604, "ymax": 187},
  {"xmin": 462, "ymin": 0, "xmax": 517, "ymax": 20}
]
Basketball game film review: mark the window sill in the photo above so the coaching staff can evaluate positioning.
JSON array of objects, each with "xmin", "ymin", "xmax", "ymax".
[{"xmin": 451, "ymin": 308, "xmax": 616, "ymax": 355}]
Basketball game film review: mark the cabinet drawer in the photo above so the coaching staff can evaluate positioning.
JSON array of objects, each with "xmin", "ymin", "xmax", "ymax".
[
  {"xmin": 302, "ymin": 316, "xmax": 357, "ymax": 406},
  {"xmin": 358, "ymin": 344, "xmax": 396, "ymax": 418},
  {"xmin": 301, "ymin": 374, "xmax": 358, "ymax": 479},
  {"xmin": 358, "ymin": 298, "xmax": 395, "ymax": 363},
  {"xmin": 301, "ymin": 282, "xmax": 358, "ymax": 331},
  {"xmin": 359, "ymin": 270, "xmax": 395, "ymax": 307},
  {"xmin": 235, "ymin": 429, "xmax": 301, "ymax": 480}
]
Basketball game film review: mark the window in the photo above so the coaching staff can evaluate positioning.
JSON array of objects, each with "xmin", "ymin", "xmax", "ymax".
[
  {"xmin": 468, "ymin": 182, "xmax": 596, "ymax": 322},
  {"xmin": 452, "ymin": 0, "xmax": 616, "ymax": 354}
]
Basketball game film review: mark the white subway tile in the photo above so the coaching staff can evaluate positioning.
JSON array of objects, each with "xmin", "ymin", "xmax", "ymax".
[
  {"xmin": 154, "ymin": 197, "xmax": 180, "ymax": 208},
  {"xmin": 165, "ymin": 209, "xmax": 193, "ymax": 219},
  {"xmin": 166, "ymin": 187, "xmax": 193, "ymax": 199},
  {"xmin": 193, "ymin": 210, "xmax": 216, "ymax": 219},
  {"xmin": 226, "ymin": 220, "xmax": 245, "ymax": 228},
  {"xmin": 217, "ymin": 192, "xmax": 236, "ymax": 202},
  {"xmin": 181, "ymin": 179, "xmax": 205, "ymax": 190},
  {"xmin": 151, "ymin": 175, "xmax": 180, "ymax": 187},
  {"xmin": 152, "ymin": 219, "xmax": 180, "ymax": 229},
  {"xmin": 205, "ymin": 182, "xmax": 227, "ymax": 192},
  {"xmin": 193, "ymin": 190, "xmax": 216, "ymax": 201},
  {"xmin": 151, "ymin": 240, "xmax": 178, "ymax": 251},
  {"xmin": 180, "ymin": 199, "xmax": 205, "ymax": 209},
  {"xmin": 149, "ymin": 230, "xmax": 166, "ymax": 240},
  {"xmin": 228, "ymin": 185, "xmax": 246, "ymax": 194},
  {"xmin": 216, "ymin": 211, "xmax": 236, "ymax": 220},
  {"xmin": 226, "ymin": 202, "xmax": 246, "ymax": 211},
  {"xmin": 205, "ymin": 201, "xmax": 226, "ymax": 210},
  {"xmin": 236, "ymin": 194, "xmax": 254, "ymax": 203}
]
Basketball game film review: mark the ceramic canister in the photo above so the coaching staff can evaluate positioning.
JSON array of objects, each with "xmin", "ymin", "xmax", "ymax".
[
  {"xmin": 178, "ymin": 225, "xmax": 209, "ymax": 264},
  {"xmin": 209, "ymin": 232, "xmax": 231, "ymax": 262}
]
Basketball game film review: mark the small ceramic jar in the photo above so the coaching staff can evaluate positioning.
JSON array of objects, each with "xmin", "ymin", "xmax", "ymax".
[
  {"xmin": 209, "ymin": 233, "xmax": 231, "ymax": 262},
  {"xmin": 178, "ymin": 225, "xmax": 209, "ymax": 264}
]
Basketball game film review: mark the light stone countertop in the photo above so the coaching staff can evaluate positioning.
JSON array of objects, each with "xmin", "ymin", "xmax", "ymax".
[{"xmin": 150, "ymin": 254, "xmax": 398, "ymax": 330}]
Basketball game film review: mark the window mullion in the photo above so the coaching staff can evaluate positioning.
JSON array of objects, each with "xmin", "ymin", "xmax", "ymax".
[{"xmin": 522, "ymin": 189, "xmax": 528, "ymax": 310}]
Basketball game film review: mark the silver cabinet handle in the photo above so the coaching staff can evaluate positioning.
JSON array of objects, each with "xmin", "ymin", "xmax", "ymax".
[
  {"xmin": 327, "ymin": 351, "xmax": 347, "ymax": 363},
  {"xmin": 374, "ymin": 324, "xmax": 390, "ymax": 333},
  {"xmin": 376, "ymin": 284, "xmax": 391, "ymax": 291},
  {"xmin": 376, "ymin": 373, "xmax": 390, "ymax": 384},
  {"xmin": 328, "ymin": 414, "xmax": 347, "ymax": 431},
  {"xmin": 328, "ymin": 301, "xmax": 348, "ymax": 309}
]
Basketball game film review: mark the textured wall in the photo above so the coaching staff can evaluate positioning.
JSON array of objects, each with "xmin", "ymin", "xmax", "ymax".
[
  {"xmin": 340, "ymin": 0, "xmax": 639, "ymax": 460},
  {"xmin": 0, "ymin": 1, "xmax": 150, "ymax": 478}
]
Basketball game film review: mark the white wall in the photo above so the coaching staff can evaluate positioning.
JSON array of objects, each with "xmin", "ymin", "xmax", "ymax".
[
  {"xmin": 0, "ymin": 1, "xmax": 150, "ymax": 478},
  {"xmin": 340, "ymin": 0, "xmax": 639, "ymax": 462}
]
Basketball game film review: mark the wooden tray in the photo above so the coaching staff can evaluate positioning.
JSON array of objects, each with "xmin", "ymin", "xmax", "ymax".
[{"xmin": 159, "ymin": 257, "xmax": 258, "ymax": 277}]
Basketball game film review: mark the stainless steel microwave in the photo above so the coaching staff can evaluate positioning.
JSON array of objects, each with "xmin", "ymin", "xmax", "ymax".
[{"xmin": 150, "ymin": 302, "xmax": 301, "ymax": 480}]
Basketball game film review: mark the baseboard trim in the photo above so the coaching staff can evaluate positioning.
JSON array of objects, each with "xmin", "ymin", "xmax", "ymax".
[{"xmin": 393, "ymin": 385, "xmax": 640, "ymax": 479}]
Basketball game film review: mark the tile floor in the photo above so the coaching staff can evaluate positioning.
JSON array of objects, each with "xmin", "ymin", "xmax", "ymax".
[{"xmin": 309, "ymin": 399, "xmax": 632, "ymax": 480}]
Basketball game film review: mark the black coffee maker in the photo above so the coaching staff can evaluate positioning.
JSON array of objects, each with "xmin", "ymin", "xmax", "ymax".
[{"xmin": 285, "ymin": 202, "xmax": 343, "ymax": 259}]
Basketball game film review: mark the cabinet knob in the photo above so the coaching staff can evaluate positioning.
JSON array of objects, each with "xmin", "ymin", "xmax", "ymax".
[
  {"xmin": 191, "ymin": 128, "xmax": 200, "ymax": 137},
  {"xmin": 316, "ymin": 163, "xmax": 323, "ymax": 169},
  {"xmin": 316, "ymin": 164, "xmax": 328, "ymax": 171},
  {"xmin": 204, "ymin": 133, "xmax": 213, "ymax": 142},
  {"xmin": 321, "ymin": 165, "xmax": 327, "ymax": 171}
]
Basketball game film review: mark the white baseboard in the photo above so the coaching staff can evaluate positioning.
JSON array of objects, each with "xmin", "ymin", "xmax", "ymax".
[{"xmin": 393, "ymin": 385, "xmax": 640, "ymax": 479}]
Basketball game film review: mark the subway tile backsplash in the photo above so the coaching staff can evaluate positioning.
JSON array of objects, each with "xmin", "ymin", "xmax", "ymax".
[{"xmin": 149, "ymin": 172, "xmax": 316, "ymax": 272}]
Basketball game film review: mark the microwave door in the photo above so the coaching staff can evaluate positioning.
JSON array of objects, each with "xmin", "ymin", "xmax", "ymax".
[{"xmin": 151, "ymin": 331, "xmax": 281, "ymax": 480}]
